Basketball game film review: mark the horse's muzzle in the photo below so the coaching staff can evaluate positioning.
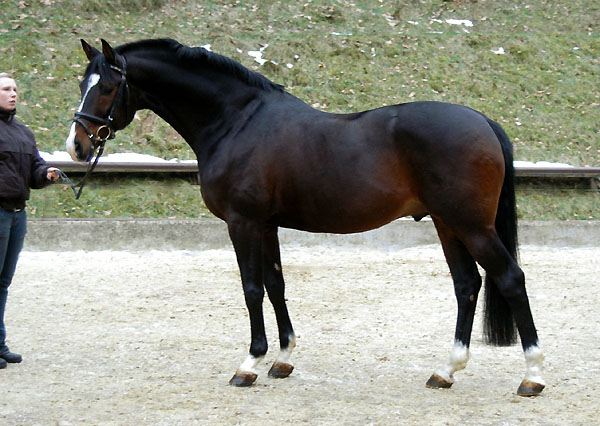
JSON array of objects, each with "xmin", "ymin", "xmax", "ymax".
[{"xmin": 73, "ymin": 139, "xmax": 93, "ymax": 162}]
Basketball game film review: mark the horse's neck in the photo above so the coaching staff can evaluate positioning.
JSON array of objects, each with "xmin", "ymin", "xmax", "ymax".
[{"xmin": 130, "ymin": 57, "xmax": 259, "ymax": 162}]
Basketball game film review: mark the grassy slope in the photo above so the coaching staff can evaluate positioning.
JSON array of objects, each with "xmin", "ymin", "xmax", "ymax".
[{"xmin": 1, "ymin": 0, "xmax": 598, "ymax": 219}]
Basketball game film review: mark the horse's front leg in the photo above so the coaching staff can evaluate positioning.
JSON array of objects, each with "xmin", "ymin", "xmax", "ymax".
[
  {"xmin": 227, "ymin": 219, "xmax": 267, "ymax": 387},
  {"xmin": 262, "ymin": 226, "xmax": 296, "ymax": 379}
]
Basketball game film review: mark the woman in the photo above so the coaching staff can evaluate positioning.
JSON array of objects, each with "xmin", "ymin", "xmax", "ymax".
[{"xmin": 0, "ymin": 72, "xmax": 60, "ymax": 369}]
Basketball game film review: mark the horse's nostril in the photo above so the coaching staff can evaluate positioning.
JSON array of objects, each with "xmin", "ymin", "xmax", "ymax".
[{"xmin": 75, "ymin": 141, "xmax": 83, "ymax": 160}]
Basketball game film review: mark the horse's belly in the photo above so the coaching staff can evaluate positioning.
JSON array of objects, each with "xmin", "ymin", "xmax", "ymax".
[{"xmin": 273, "ymin": 196, "xmax": 426, "ymax": 234}]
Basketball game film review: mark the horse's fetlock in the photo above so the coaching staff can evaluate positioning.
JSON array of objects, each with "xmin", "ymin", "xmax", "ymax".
[{"xmin": 250, "ymin": 341, "xmax": 268, "ymax": 357}]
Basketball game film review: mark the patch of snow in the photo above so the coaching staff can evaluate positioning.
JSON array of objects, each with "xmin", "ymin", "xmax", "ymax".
[
  {"xmin": 248, "ymin": 45, "xmax": 269, "ymax": 66},
  {"xmin": 445, "ymin": 19, "xmax": 473, "ymax": 27},
  {"xmin": 39, "ymin": 151, "xmax": 196, "ymax": 164},
  {"xmin": 514, "ymin": 161, "xmax": 574, "ymax": 169},
  {"xmin": 100, "ymin": 153, "xmax": 171, "ymax": 163},
  {"xmin": 40, "ymin": 151, "xmax": 73, "ymax": 161}
]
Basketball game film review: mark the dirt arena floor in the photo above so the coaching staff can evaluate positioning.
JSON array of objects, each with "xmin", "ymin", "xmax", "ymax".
[{"xmin": 1, "ymin": 243, "xmax": 598, "ymax": 425}]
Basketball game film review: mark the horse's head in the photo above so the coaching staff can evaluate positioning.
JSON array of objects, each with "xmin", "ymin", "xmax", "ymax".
[{"xmin": 66, "ymin": 39, "xmax": 134, "ymax": 161}]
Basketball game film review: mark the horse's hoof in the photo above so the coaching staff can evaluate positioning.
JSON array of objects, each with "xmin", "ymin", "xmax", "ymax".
[
  {"xmin": 426, "ymin": 373, "xmax": 453, "ymax": 389},
  {"xmin": 268, "ymin": 361, "xmax": 294, "ymax": 378},
  {"xmin": 229, "ymin": 370, "xmax": 258, "ymax": 387},
  {"xmin": 517, "ymin": 380, "xmax": 545, "ymax": 397}
]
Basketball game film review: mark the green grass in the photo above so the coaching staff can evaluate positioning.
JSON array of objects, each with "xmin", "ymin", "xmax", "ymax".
[
  {"xmin": 28, "ymin": 175, "xmax": 212, "ymax": 218},
  {"xmin": 517, "ymin": 181, "xmax": 600, "ymax": 221},
  {"xmin": 2, "ymin": 0, "xmax": 598, "ymax": 219}
]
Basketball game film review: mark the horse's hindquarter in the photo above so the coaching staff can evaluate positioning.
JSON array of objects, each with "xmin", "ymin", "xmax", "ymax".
[{"xmin": 391, "ymin": 102, "xmax": 506, "ymax": 227}]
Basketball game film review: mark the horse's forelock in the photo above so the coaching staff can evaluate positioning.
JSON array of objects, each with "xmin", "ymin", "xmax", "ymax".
[{"xmin": 83, "ymin": 54, "xmax": 118, "ymax": 83}]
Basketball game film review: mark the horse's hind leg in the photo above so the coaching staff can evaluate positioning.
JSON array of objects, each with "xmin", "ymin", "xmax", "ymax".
[
  {"xmin": 462, "ymin": 227, "xmax": 545, "ymax": 396},
  {"xmin": 427, "ymin": 220, "xmax": 482, "ymax": 390},
  {"xmin": 262, "ymin": 226, "xmax": 296, "ymax": 378}
]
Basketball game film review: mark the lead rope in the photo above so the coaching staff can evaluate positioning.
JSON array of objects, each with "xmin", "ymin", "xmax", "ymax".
[{"xmin": 56, "ymin": 141, "xmax": 105, "ymax": 199}]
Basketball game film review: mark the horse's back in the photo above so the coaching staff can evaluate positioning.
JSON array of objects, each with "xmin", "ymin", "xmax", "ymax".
[{"xmin": 390, "ymin": 101, "xmax": 498, "ymax": 146}]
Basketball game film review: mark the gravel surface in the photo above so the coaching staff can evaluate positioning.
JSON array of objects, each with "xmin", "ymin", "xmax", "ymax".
[{"xmin": 1, "ymin": 245, "xmax": 598, "ymax": 425}]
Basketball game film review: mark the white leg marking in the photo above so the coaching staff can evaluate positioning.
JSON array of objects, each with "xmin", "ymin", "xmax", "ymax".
[
  {"xmin": 524, "ymin": 345, "xmax": 545, "ymax": 385},
  {"xmin": 66, "ymin": 73, "xmax": 100, "ymax": 159},
  {"xmin": 275, "ymin": 334, "xmax": 296, "ymax": 365},
  {"xmin": 435, "ymin": 341, "xmax": 470, "ymax": 383},
  {"xmin": 239, "ymin": 354, "xmax": 264, "ymax": 374}
]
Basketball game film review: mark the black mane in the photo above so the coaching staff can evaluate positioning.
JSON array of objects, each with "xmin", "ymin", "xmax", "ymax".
[{"xmin": 115, "ymin": 38, "xmax": 283, "ymax": 92}]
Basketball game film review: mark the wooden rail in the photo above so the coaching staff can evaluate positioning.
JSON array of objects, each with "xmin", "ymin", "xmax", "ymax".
[
  {"xmin": 46, "ymin": 160, "xmax": 600, "ymax": 179},
  {"xmin": 515, "ymin": 166, "xmax": 600, "ymax": 178},
  {"xmin": 46, "ymin": 160, "xmax": 197, "ymax": 173}
]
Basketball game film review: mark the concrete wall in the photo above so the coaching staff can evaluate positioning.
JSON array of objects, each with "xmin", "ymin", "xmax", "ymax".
[{"xmin": 24, "ymin": 218, "xmax": 599, "ymax": 251}]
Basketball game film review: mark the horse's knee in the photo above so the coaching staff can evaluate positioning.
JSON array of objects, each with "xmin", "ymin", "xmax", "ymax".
[{"xmin": 243, "ymin": 284, "xmax": 265, "ymax": 306}]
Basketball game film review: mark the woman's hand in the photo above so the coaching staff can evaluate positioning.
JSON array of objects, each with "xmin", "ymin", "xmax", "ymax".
[{"xmin": 47, "ymin": 167, "xmax": 60, "ymax": 182}]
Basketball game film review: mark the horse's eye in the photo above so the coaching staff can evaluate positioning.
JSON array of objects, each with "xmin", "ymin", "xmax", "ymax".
[{"xmin": 98, "ymin": 82, "xmax": 114, "ymax": 95}]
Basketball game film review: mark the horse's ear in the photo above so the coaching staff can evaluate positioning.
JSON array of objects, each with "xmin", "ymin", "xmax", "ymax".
[
  {"xmin": 101, "ymin": 39, "xmax": 118, "ymax": 66},
  {"xmin": 81, "ymin": 39, "xmax": 100, "ymax": 61}
]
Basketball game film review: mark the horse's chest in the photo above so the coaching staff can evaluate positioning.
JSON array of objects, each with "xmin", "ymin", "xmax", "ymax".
[{"xmin": 200, "ymin": 166, "xmax": 270, "ymax": 220}]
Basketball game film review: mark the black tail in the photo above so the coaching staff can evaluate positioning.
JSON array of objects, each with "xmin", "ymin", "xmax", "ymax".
[{"xmin": 483, "ymin": 118, "xmax": 518, "ymax": 346}]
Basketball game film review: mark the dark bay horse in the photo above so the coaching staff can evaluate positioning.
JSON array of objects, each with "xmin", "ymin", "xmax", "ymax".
[{"xmin": 65, "ymin": 38, "xmax": 545, "ymax": 396}]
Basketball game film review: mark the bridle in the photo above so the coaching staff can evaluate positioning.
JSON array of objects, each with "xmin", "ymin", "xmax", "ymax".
[
  {"xmin": 62, "ymin": 58, "xmax": 129, "ymax": 199},
  {"xmin": 73, "ymin": 58, "xmax": 129, "ymax": 146}
]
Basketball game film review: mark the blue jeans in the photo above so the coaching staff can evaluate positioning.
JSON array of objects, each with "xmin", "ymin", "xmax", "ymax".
[{"xmin": 0, "ymin": 209, "xmax": 27, "ymax": 352}]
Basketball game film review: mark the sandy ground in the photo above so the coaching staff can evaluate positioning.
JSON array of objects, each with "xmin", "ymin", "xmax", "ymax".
[{"xmin": 1, "ymin": 244, "xmax": 598, "ymax": 425}]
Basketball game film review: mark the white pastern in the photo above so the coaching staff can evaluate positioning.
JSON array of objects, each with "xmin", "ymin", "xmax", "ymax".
[
  {"xmin": 524, "ymin": 345, "xmax": 545, "ymax": 385},
  {"xmin": 275, "ymin": 334, "xmax": 296, "ymax": 365},
  {"xmin": 66, "ymin": 73, "xmax": 100, "ymax": 158},
  {"xmin": 435, "ymin": 341, "xmax": 470, "ymax": 383},
  {"xmin": 239, "ymin": 354, "xmax": 264, "ymax": 374}
]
